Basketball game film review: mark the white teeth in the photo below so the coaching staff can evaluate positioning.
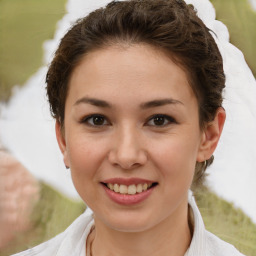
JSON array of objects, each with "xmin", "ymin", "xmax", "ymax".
[
  {"xmin": 136, "ymin": 184, "xmax": 143, "ymax": 193},
  {"xmin": 106, "ymin": 183, "xmax": 153, "ymax": 194},
  {"xmin": 128, "ymin": 185, "xmax": 137, "ymax": 195},
  {"xmin": 119, "ymin": 184, "xmax": 128, "ymax": 194},
  {"xmin": 107, "ymin": 183, "xmax": 114, "ymax": 190},
  {"xmin": 113, "ymin": 184, "xmax": 119, "ymax": 193}
]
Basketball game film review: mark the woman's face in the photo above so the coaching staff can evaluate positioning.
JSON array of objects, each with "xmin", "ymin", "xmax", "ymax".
[{"xmin": 57, "ymin": 44, "xmax": 208, "ymax": 232}]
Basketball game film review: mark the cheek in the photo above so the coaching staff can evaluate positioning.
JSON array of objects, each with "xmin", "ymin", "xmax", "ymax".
[
  {"xmin": 66, "ymin": 138, "xmax": 106, "ymax": 204},
  {"xmin": 67, "ymin": 136, "xmax": 106, "ymax": 180},
  {"xmin": 151, "ymin": 137, "xmax": 198, "ymax": 181}
]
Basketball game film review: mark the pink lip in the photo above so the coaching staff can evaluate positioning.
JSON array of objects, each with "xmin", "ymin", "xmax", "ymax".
[
  {"xmin": 101, "ymin": 180, "xmax": 157, "ymax": 206},
  {"xmin": 102, "ymin": 177, "xmax": 155, "ymax": 186}
]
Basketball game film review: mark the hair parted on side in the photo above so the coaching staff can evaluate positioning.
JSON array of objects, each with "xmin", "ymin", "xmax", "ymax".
[{"xmin": 46, "ymin": 0, "xmax": 225, "ymax": 187}]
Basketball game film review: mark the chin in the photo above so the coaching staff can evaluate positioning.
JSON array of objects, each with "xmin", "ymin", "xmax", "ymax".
[
  {"xmin": 98, "ymin": 211, "xmax": 158, "ymax": 233},
  {"xmin": 109, "ymin": 222, "xmax": 153, "ymax": 233}
]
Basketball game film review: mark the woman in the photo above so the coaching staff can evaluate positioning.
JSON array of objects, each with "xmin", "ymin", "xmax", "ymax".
[{"xmin": 13, "ymin": 0, "xmax": 245, "ymax": 255}]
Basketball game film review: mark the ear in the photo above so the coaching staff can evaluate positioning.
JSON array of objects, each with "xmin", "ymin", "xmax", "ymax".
[
  {"xmin": 55, "ymin": 121, "xmax": 70, "ymax": 168},
  {"xmin": 197, "ymin": 107, "xmax": 226, "ymax": 162}
]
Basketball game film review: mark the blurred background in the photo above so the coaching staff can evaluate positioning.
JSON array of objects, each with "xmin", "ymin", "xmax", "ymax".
[
  {"xmin": 1, "ymin": 0, "xmax": 255, "ymax": 101},
  {"xmin": 0, "ymin": 0, "xmax": 256, "ymax": 255}
]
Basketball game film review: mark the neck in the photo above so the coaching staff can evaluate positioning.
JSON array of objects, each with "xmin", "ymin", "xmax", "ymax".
[{"xmin": 90, "ymin": 203, "xmax": 192, "ymax": 256}]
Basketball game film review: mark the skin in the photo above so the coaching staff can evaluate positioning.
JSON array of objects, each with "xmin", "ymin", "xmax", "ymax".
[{"xmin": 56, "ymin": 44, "xmax": 225, "ymax": 256}]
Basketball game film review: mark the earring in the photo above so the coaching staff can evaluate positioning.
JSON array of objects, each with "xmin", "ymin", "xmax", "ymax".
[{"xmin": 202, "ymin": 160, "xmax": 207, "ymax": 171}]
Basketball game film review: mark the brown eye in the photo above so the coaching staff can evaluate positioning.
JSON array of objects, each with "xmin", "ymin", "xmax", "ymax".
[
  {"xmin": 147, "ymin": 114, "xmax": 176, "ymax": 127},
  {"xmin": 92, "ymin": 116, "xmax": 105, "ymax": 125},
  {"xmin": 83, "ymin": 115, "xmax": 109, "ymax": 126},
  {"xmin": 153, "ymin": 116, "xmax": 166, "ymax": 126}
]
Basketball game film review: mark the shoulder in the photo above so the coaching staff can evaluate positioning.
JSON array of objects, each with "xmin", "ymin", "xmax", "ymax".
[
  {"xmin": 10, "ymin": 233, "xmax": 65, "ymax": 256},
  {"xmin": 11, "ymin": 210, "xmax": 94, "ymax": 256},
  {"xmin": 205, "ymin": 231, "xmax": 245, "ymax": 256},
  {"xmin": 187, "ymin": 191, "xmax": 246, "ymax": 256}
]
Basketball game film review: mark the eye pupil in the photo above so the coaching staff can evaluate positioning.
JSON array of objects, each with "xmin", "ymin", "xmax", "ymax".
[
  {"xmin": 154, "ymin": 116, "xmax": 165, "ymax": 125},
  {"xmin": 93, "ymin": 116, "xmax": 104, "ymax": 125}
]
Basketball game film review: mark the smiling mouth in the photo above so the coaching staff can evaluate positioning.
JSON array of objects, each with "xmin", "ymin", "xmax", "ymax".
[{"xmin": 102, "ymin": 182, "xmax": 158, "ymax": 195}]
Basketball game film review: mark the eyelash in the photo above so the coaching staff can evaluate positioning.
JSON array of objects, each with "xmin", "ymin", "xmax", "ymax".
[
  {"xmin": 146, "ymin": 114, "xmax": 177, "ymax": 127},
  {"xmin": 81, "ymin": 114, "xmax": 177, "ymax": 127},
  {"xmin": 81, "ymin": 114, "xmax": 110, "ymax": 127}
]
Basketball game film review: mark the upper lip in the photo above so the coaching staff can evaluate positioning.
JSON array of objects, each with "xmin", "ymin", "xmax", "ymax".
[{"xmin": 101, "ymin": 177, "xmax": 157, "ymax": 186}]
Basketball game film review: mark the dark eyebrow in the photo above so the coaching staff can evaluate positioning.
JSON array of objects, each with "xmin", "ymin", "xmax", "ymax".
[
  {"xmin": 140, "ymin": 98, "xmax": 184, "ymax": 109},
  {"xmin": 74, "ymin": 97, "xmax": 183, "ymax": 109},
  {"xmin": 74, "ymin": 97, "xmax": 111, "ymax": 108}
]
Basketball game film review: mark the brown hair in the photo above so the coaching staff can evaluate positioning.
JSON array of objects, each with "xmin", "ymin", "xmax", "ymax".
[{"xmin": 46, "ymin": 0, "xmax": 225, "ymax": 186}]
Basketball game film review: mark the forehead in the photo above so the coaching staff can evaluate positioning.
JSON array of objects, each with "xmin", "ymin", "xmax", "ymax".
[{"xmin": 68, "ymin": 44, "xmax": 195, "ymax": 100}]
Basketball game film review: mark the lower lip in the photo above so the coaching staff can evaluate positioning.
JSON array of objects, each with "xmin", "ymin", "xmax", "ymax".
[{"xmin": 102, "ymin": 185, "xmax": 155, "ymax": 205}]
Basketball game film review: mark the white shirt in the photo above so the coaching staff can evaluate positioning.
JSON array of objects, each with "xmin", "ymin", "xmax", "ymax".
[{"xmin": 12, "ymin": 192, "xmax": 245, "ymax": 256}]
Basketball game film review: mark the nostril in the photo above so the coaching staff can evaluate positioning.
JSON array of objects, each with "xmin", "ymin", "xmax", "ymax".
[{"xmin": 108, "ymin": 150, "xmax": 148, "ymax": 170}]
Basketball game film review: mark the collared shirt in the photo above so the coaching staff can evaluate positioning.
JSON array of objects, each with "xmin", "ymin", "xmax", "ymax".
[{"xmin": 12, "ymin": 192, "xmax": 245, "ymax": 256}]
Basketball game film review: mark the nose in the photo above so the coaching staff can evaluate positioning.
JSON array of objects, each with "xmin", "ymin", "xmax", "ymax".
[{"xmin": 108, "ymin": 125, "xmax": 148, "ymax": 170}]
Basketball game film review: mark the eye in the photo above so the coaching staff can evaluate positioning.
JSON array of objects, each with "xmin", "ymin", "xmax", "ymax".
[
  {"xmin": 82, "ymin": 114, "xmax": 109, "ymax": 126},
  {"xmin": 146, "ymin": 114, "xmax": 176, "ymax": 127}
]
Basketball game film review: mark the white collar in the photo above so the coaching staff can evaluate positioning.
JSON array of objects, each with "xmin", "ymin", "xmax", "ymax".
[
  {"xmin": 14, "ymin": 191, "xmax": 243, "ymax": 256},
  {"xmin": 55, "ymin": 191, "xmax": 208, "ymax": 256},
  {"xmin": 185, "ymin": 191, "xmax": 207, "ymax": 255}
]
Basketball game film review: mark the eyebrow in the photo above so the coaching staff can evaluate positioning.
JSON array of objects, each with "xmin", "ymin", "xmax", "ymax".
[
  {"xmin": 140, "ymin": 98, "xmax": 184, "ymax": 109},
  {"xmin": 74, "ymin": 97, "xmax": 183, "ymax": 109},
  {"xmin": 74, "ymin": 97, "xmax": 112, "ymax": 108}
]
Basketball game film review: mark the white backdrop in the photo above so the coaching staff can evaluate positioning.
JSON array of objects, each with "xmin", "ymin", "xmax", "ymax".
[{"xmin": 0, "ymin": 0, "xmax": 255, "ymax": 223}]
